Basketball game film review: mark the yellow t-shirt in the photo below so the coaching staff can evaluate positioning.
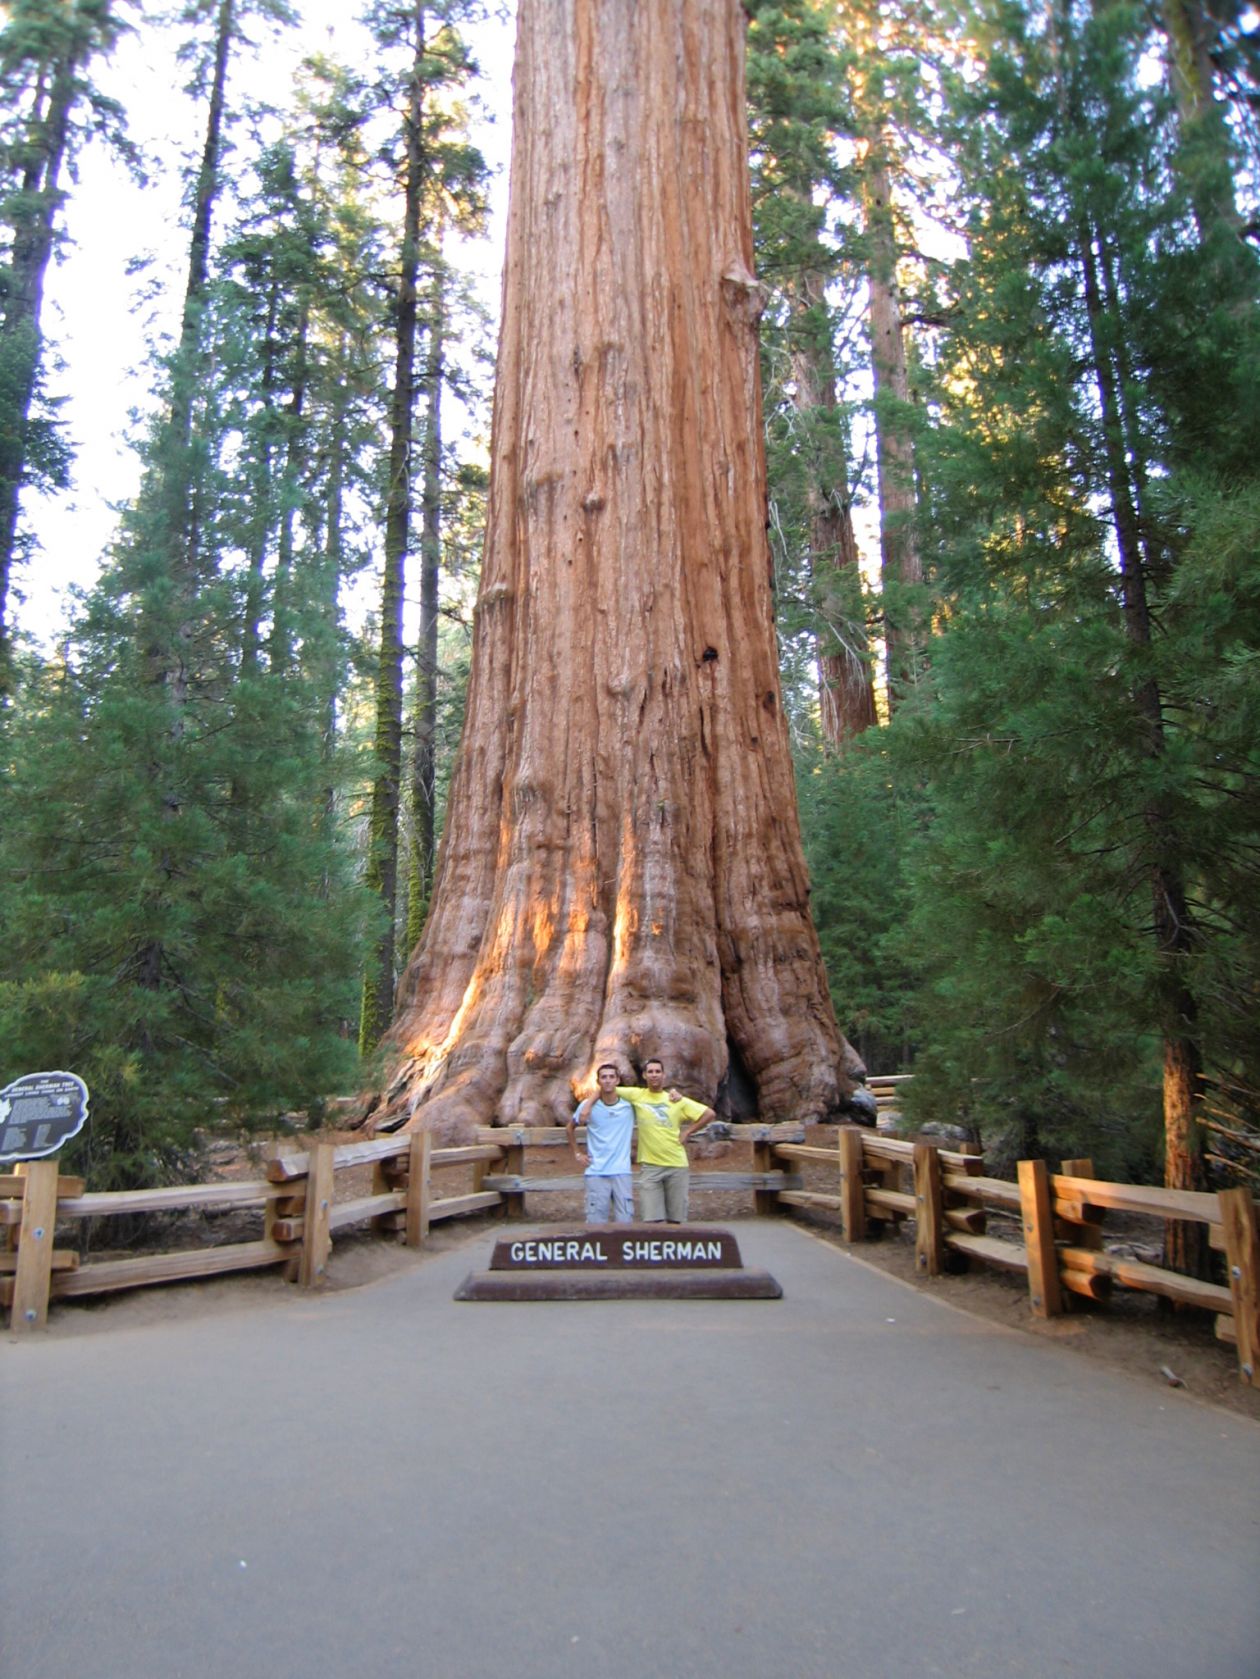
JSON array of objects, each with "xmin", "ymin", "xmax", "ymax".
[{"xmin": 617, "ymin": 1087, "xmax": 709, "ymax": 1168}]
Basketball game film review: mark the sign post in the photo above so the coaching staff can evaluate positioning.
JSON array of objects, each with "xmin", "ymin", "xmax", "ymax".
[{"xmin": 2, "ymin": 1072, "xmax": 89, "ymax": 1332}]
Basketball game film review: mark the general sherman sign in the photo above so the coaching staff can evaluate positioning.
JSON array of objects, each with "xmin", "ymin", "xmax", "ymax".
[
  {"xmin": 458, "ymin": 1224, "xmax": 780, "ymax": 1301},
  {"xmin": 488, "ymin": 1227, "xmax": 742, "ymax": 1270}
]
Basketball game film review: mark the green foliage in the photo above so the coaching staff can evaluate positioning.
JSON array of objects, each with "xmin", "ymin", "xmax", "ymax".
[
  {"xmin": 747, "ymin": 0, "xmax": 879, "ymax": 738},
  {"xmin": 0, "ymin": 0, "xmax": 139, "ymax": 680},
  {"xmin": 0, "ymin": 566, "xmax": 374, "ymax": 1187},
  {"xmin": 769, "ymin": 0, "xmax": 1260, "ymax": 1191},
  {"xmin": 882, "ymin": 581, "xmax": 1167, "ymax": 1173},
  {"xmin": 796, "ymin": 731, "xmax": 919, "ymax": 1076},
  {"xmin": 874, "ymin": 0, "xmax": 1260, "ymax": 1174}
]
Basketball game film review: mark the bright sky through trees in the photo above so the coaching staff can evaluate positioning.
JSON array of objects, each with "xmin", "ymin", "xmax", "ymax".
[{"xmin": 22, "ymin": 0, "xmax": 515, "ymax": 645}]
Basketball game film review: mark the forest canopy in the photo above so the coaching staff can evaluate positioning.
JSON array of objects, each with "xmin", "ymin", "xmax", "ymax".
[{"xmin": 1, "ymin": 0, "xmax": 1257, "ymax": 1233}]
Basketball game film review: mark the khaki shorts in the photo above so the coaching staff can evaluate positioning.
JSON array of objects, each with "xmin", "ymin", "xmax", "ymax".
[
  {"xmin": 638, "ymin": 1164, "xmax": 689, "ymax": 1224},
  {"xmin": 584, "ymin": 1173, "xmax": 635, "ymax": 1223}
]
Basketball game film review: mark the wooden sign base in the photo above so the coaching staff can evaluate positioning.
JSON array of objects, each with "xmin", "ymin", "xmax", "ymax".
[{"xmin": 454, "ymin": 1223, "xmax": 782, "ymax": 1301}]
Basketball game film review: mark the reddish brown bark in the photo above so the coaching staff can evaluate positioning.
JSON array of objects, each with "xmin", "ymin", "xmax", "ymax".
[{"xmin": 369, "ymin": 0, "xmax": 862, "ymax": 1138}]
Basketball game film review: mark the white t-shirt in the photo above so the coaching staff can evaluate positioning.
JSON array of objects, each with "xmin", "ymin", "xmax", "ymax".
[{"xmin": 573, "ymin": 1096, "xmax": 635, "ymax": 1176}]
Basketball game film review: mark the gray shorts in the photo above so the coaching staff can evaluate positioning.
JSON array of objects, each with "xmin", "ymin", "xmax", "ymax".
[
  {"xmin": 638, "ymin": 1164, "xmax": 689, "ymax": 1224},
  {"xmin": 584, "ymin": 1174, "xmax": 635, "ymax": 1223}
]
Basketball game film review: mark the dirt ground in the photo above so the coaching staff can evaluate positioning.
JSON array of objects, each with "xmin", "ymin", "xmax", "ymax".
[
  {"xmin": 31, "ymin": 1128, "xmax": 1260, "ymax": 1424},
  {"xmin": 798, "ymin": 1215, "xmax": 1260, "ymax": 1422}
]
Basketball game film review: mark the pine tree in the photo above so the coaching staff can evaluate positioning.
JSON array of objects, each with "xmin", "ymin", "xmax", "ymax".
[
  {"xmin": 0, "ymin": 567, "xmax": 372, "ymax": 1185},
  {"xmin": 0, "ymin": 0, "xmax": 385, "ymax": 1187},
  {"xmin": 836, "ymin": 0, "xmax": 933, "ymax": 709},
  {"xmin": 0, "ymin": 0, "xmax": 133, "ymax": 692},
  {"xmin": 405, "ymin": 250, "xmax": 445, "ymax": 950},
  {"xmin": 896, "ymin": 0, "xmax": 1260, "ymax": 1253},
  {"xmin": 357, "ymin": 0, "xmax": 489, "ymax": 1054},
  {"xmin": 747, "ymin": 0, "xmax": 877, "ymax": 745}
]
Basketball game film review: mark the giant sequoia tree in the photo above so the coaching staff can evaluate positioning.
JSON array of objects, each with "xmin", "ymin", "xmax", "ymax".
[{"xmin": 367, "ymin": 0, "xmax": 863, "ymax": 1137}]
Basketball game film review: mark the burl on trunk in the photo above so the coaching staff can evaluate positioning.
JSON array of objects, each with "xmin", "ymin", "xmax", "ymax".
[{"xmin": 368, "ymin": 0, "xmax": 865, "ymax": 1137}]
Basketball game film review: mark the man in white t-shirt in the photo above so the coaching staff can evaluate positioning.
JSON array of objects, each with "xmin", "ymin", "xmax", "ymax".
[{"xmin": 568, "ymin": 1062, "xmax": 636, "ymax": 1223}]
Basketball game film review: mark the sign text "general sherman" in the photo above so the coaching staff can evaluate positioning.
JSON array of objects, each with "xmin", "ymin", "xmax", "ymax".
[{"xmin": 489, "ymin": 1227, "xmax": 742, "ymax": 1271}]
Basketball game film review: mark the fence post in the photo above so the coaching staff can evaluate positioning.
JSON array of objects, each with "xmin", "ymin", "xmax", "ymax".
[
  {"xmin": 10, "ymin": 1160, "xmax": 60, "ymax": 1332},
  {"xmin": 1017, "ymin": 1158, "xmax": 1063, "ymax": 1318},
  {"xmin": 265, "ymin": 1188, "xmax": 302, "ymax": 1284},
  {"xmin": 1058, "ymin": 1158, "xmax": 1104, "ymax": 1250},
  {"xmin": 501, "ymin": 1130, "xmax": 526, "ymax": 1220},
  {"xmin": 1053, "ymin": 1156, "xmax": 1111, "ymax": 1307},
  {"xmin": 752, "ymin": 1130, "xmax": 778, "ymax": 1216},
  {"xmin": 913, "ymin": 1143, "xmax": 945, "ymax": 1276},
  {"xmin": 405, "ymin": 1130, "xmax": 432, "ymax": 1248},
  {"xmin": 1218, "ymin": 1187, "xmax": 1260, "ymax": 1388},
  {"xmin": 371, "ymin": 1150, "xmax": 404, "ymax": 1234},
  {"xmin": 262, "ymin": 1142, "xmax": 304, "ymax": 1281},
  {"xmin": 838, "ymin": 1127, "xmax": 866, "ymax": 1241},
  {"xmin": 299, "ymin": 1142, "xmax": 334, "ymax": 1287},
  {"xmin": 944, "ymin": 1145, "xmax": 986, "ymax": 1251}
]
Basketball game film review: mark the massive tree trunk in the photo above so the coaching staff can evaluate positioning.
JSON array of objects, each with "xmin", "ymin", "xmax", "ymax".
[{"xmin": 368, "ymin": 0, "xmax": 864, "ymax": 1139}]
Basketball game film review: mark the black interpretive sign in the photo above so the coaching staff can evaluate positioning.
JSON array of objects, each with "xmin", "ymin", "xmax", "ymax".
[{"xmin": 0, "ymin": 1071, "xmax": 90, "ymax": 1162}]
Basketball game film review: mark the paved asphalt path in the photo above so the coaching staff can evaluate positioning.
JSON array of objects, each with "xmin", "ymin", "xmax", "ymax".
[{"xmin": 3, "ymin": 1219, "xmax": 1258, "ymax": 1679}]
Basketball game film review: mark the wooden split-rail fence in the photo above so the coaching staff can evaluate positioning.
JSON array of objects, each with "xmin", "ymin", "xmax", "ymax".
[
  {"xmin": 3, "ymin": 1105, "xmax": 1258, "ymax": 1390},
  {"xmin": 757, "ymin": 1128, "xmax": 1260, "ymax": 1389},
  {"xmin": 0, "ymin": 1121, "xmax": 819, "ymax": 1330}
]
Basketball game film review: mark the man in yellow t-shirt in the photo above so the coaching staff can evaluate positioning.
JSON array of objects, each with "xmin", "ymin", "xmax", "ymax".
[{"xmin": 617, "ymin": 1057, "xmax": 715, "ymax": 1224}]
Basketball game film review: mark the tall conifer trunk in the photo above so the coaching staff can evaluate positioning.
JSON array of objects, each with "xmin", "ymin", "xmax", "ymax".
[
  {"xmin": 863, "ymin": 135, "xmax": 922, "ymax": 711},
  {"xmin": 268, "ymin": 298, "xmax": 309, "ymax": 675},
  {"xmin": 240, "ymin": 273, "xmax": 279, "ymax": 680},
  {"xmin": 787, "ymin": 268, "xmax": 876, "ymax": 746},
  {"xmin": 1049, "ymin": 0, "xmax": 1207, "ymax": 1274},
  {"xmin": 359, "ymin": 0, "xmax": 428, "ymax": 1052},
  {"xmin": 126, "ymin": 0, "xmax": 237, "ymax": 1015},
  {"xmin": 407, "ymin": 254, "xmax": 444, "ymax": 952},
  {"xmin": 370, "ymin": 0, "xmax": 863, "ymax": 1137},
  {"xmin": 1159, "ymin": 0, "xmax": 1239, "ymax": 239},
  {"xmin": 1077, "ymin": 222, "xmax": 1206, "ymax": 1276},
  {"xmin": 164, "ymin": 0, "xmax": 235, "ymax": 580}
]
